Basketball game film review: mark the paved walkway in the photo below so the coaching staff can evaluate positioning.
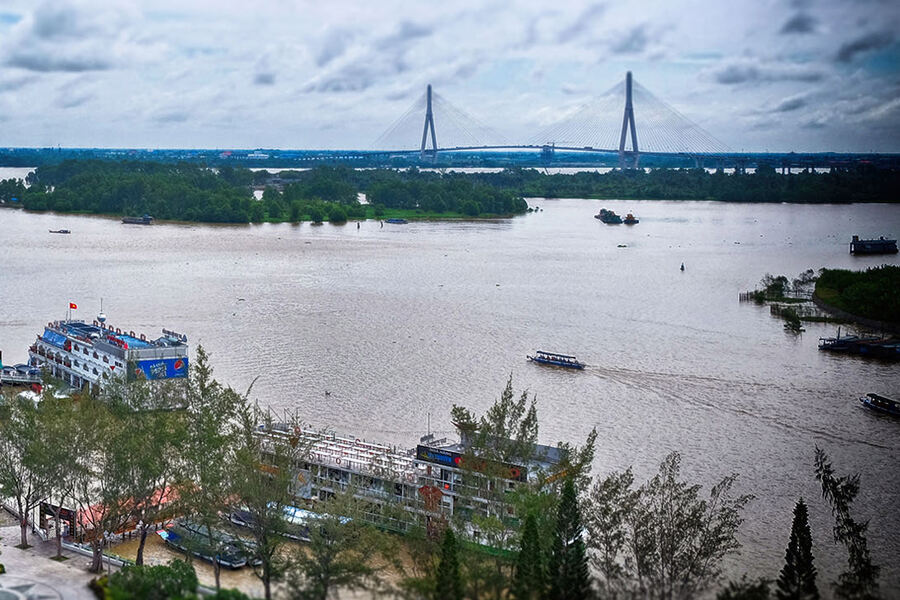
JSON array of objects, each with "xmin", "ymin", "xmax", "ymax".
[{"xmin": 0, "ymin": 525, "xmax": 97, "ymax": 600}]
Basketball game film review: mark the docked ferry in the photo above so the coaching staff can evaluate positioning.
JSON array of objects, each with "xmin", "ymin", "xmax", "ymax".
[{"xmin": 28, "ymin": 310, "xmax": 188, "ymax": 393}]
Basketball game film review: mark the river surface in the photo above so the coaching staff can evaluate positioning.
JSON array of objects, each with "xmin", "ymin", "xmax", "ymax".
[{"xmin": 1, "ymin": 199, "xmax": 898, "ymax": 593}]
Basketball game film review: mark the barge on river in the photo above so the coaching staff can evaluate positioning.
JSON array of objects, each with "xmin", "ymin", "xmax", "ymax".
[
  {"xmin": 818, "ymin": 333, "xmax": 900, "ymax": 360},
  {"xmin": 122, "ymin": 214, "xmax": 153, "ymax": 225},
  {"xmin": 595, "ymin": 209, "xmax": 622, "ymax": 224},
  {"xmin": 849, "ymin": 235, "xmax": 898, "ymax": 255}
]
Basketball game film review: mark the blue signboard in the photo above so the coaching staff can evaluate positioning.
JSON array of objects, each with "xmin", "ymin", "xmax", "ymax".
[
  {"xmin": 42, "ymin": 328, "xmax": 68, "ymax": 348},
  {"xmin": 130, "ymin": 357, "xmax": 189, "ymax": 380}
]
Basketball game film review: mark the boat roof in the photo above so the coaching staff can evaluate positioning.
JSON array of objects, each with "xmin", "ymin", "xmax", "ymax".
[{"xmin": 536, "ymin": 350, "xmax": 579, "ymax": 359}]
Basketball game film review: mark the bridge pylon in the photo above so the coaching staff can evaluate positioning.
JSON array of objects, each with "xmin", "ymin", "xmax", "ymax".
[
  {"xmin": 618, "ymin": 71, "xmax": 639, "ymax": 169},
  {"xmin": 420, "ymin": 84, "xmax": 438, "ymax": 160}
]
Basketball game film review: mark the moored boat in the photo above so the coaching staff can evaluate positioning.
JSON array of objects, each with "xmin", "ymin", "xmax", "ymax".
[
  {"xmin": 858, "ymin": 393, "xmax": 900, "ymax": 417},
  {"xmin": 156, "ymin": 519, "xmax": 258, "ymax": 568},
  {"xmin": 595, "ymin": 209, "xmax": 622, "ymax": 224},
  {"xmin": 122, "ymin": 214, "xmax": 153, "ymax": 225},
  {"xmin": 527, "ymin": 350, "xmax": 585, "ymax": 370},
  {"xmin": 849, "ymin": 235, "xmax": 897, "ymax": 255}
]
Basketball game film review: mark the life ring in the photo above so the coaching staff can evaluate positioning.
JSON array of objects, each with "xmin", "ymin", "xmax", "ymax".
[
  {"xmin": 355, "ymin": 438, "xmax": 361, "ymax": 444},
  {"xmin": 294, "ymin": 426, "xmax": 302, "ymax": 435},
  {"xmin": 336, "ymin": 458, "xmax": 341, "ymax": 465}
]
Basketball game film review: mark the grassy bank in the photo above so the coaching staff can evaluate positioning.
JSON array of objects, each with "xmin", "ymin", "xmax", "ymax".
[{"xmin": 814, "ymin": 265, "xmax": 900, "ymax": 323}]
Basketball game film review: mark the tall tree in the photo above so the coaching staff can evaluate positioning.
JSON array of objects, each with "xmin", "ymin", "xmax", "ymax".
[
  {"xmin": 287, "ymin": 490, "xmax": 392, "ymax": 600},
  {"xmin": 585, "ymin": 452, "xmax": 753, "ymax": 600},
  {"xmin": 177, "ymin": 346, "xmax": 243, "ymax": 590},
  {"xmin": 584, "ymin": 468, "xmax": 636, "ymax": 599},
  {"xmin": 814, "ymin": 447, "xmax": 880, "ymax": 600},
  {"xmin": 0, "ymin": 392, "xmax": 50, "ymax": 548},
  {"xmin": 231, "ymin": 405, "xmax": 312, "ymax": 600},
  {"xmin": 435, "ymin": 527, "xmax": 464, "ymax": 600},
  {"xmin": 510, "ymin": 512, "xmax": 545, "ymax": 600},
  {"xmin": 775, "ymin": 498, "xmax": 819, "ymax": 600},
  {"xmin": 102, "ymin": 379, "xmax": 185, "ymax": 566},
  {"xmin": 547, "ymin": 476, "xmax": 592, "ymax": 600}
]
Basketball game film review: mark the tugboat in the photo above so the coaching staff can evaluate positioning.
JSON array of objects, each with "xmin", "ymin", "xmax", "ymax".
[
  {"xmin": 858, "ymin": 393, "xmax": 900, "ymax": 417},
  {"xmin": 595, "ymin": 209, "xmax": 622, "ymax": 224},
  {"xmin": 527, "ymin": 350, "xmax": 585, "ymax": 370},
  {"xmin": 623, "ymin": 213, "xmax": 639, "ymax": 225}
]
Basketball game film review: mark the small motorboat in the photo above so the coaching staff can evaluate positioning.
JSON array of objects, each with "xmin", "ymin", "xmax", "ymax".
[
  {"xmin": 49, "ymin": 229, "xmax": 71, "ymax": 234},
  {"xmin": 858, "ymin": 393, "xmax": 900, "ymax": 417},
  {"xmin": 385, "ymin": 218, "xmax": 408, "ymax": 224},
  {"xmin": 527, "ymin": 350, "xmax": 585, "ymax": 370}
]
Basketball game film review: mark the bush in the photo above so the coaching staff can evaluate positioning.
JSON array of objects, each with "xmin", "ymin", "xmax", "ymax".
[
  {"xmin": 107, "ymin": 560, "xmax": 198, "ymax": 600},
  {"xmin": 328, "ymin": 204, "xmax": 348, "ymax": 223}
]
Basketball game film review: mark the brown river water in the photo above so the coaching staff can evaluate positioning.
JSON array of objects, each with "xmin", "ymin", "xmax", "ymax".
[{"xmin": 1, "ymin": 194, "xmax": 898, "ymax": 593}]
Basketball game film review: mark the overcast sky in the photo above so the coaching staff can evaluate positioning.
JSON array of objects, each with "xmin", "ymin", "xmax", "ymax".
[{"xmin": 1, "ymin": 0, "xmax": 898, "ymax": 152}]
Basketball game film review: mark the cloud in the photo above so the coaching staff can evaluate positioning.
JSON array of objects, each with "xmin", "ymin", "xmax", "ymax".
[
  {"xmin": 780, "ymin": 13, "xmax": 816, "ymax": 34},
  {"xmin": 254, "ymin": 72, "xmax": 275, "ymax": 85},
  {"xmin": 0, "ymin": 73, "xmax": 36, "ymax": 92},
  {"xmin": 375, "ymin": 21, "xmax": 432, "ymax": 51},
  {"xmin": 611, "ymin": 24, "xmax": 648, "ymax": 54},
  {"xmin": 316, "ymin": 28, "xmax": 354, "ymax": 67},
  {"xmin": 2, "ymin": 1, "xmax": 144, "ymax": 73},
  {"xmin": 835, "ymin": 30, "xmax": 894, "ymax": 62},
  {"xmin": 773, "ymin": 94, "xmax": 807, "ymax": 112},
  {"xmin": 709, "ymin": 61, "xmax": 825, "ymax": 85},
  {"xmin": 556, "ymin": 3, "xmax": 606, "ymax": 42}
]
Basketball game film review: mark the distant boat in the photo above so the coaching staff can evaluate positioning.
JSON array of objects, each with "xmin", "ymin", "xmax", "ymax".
[
  {"xmin": 385, "ymin": 218, "xmax": 408, "ymax": 224},
  {"xmin": 527, "ymin": 350, "xmax": 585, "ymax": 370},
  {"xmin": 623, "ymin": 213, "xmax": 639, "ymax": 225},
  {"xmin": 849, "ymin": 235, "xmax": 897, "ymax": 255},
  {"xmin": 49, "ymin": 229, "xmax": 71, "ymax": 234},
  {"xmin": 858, "ymin": 393, "xmax": 900, "ymax": 418},
  {"xmin": 595, "ymin": 209, "xmax": 622, "ymax": 224},
  {"xmin": 122, "ymin": 214, "xmax": 153, "ymax": 225}
]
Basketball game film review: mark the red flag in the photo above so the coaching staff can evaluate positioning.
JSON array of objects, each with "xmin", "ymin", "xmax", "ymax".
[{"xmin": 69, "ymin": 302, "xmax": 77, "ymax": 309}]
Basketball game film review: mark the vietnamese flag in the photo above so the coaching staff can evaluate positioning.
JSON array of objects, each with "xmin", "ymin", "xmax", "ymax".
[{"xmin": 69, "ymin": 302, "xmax": 77, "ymax": 309}]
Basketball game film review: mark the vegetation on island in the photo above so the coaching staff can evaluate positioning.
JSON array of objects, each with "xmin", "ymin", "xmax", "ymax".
[
  {"xmin": 815, "ymin": 265, "xmax": 900, "ymax": 324},
  {"xmin": 2, "ymin": 160, "xmax": 897, "ymax": 225}
]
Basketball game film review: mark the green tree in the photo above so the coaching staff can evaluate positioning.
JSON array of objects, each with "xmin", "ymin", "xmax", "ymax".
[
  {"xmin": 287, "ymin": 490, "xmax": 392, "ymax": 600},
  {"xmin": 107, "ymin": 559, "xmax": 198, "ymax": 600},
  {"xmin": 510, "ymin": 512, "xmax": 545, "ymax": 600},
  {"xmin": 0, "ymin": 392, "xmax": 51, "ymax": 548},
  {"xmin": 178, "ymin": 346, "xmax": 244, "ymax": 590},
  {"xmin": 435, "ymin": 527, "xmax": 464, "ymax": 600},
  {"xmin": 775, "ymin": 499, "xmax": 819, "ymax": 600},
  {"xmin": 585, "ymin": 452, "xmax": 753, "ymax": 600},
  {"xmin": 231, "ymin": 406, "xmax": 312, "ymax": 600},
  {"xmin": 814, "ymin": 447, "xmax": 880, "ymax": 600},
  {"xmin": 584, "ymin": 468, "xmax": 636, "ymax": 599},
  {"xmin": 547, "ymin": 476, "xmax": 592, "ymax": 600}
]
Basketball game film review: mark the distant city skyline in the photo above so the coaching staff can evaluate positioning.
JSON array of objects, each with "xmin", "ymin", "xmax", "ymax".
[{"xmin": 0, "ymin": 0, "xmax": 898, "ymax": 152}]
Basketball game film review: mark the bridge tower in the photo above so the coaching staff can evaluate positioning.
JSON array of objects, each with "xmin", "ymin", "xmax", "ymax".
[
  {"xmin": 618, "ymin": 71, "xmax": 639, "ymax": 169},
  {"xmin": 420, "ymin": 84, "xmax": 438, "ymax": 160}
]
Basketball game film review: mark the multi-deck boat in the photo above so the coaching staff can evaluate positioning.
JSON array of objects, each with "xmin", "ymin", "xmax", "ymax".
[
  {"xmin": 27, "ymin": 311, "xmax": 188, "ymax": 393},
  {"xmin": 526, "ymin": 350, "xmax": 586, "ymax": 370}
]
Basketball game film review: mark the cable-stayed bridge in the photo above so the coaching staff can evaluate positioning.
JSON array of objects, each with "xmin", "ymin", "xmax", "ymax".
[{"xmin": 371, "ymin": 72, "xmax": 737, "ymax": 169}]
